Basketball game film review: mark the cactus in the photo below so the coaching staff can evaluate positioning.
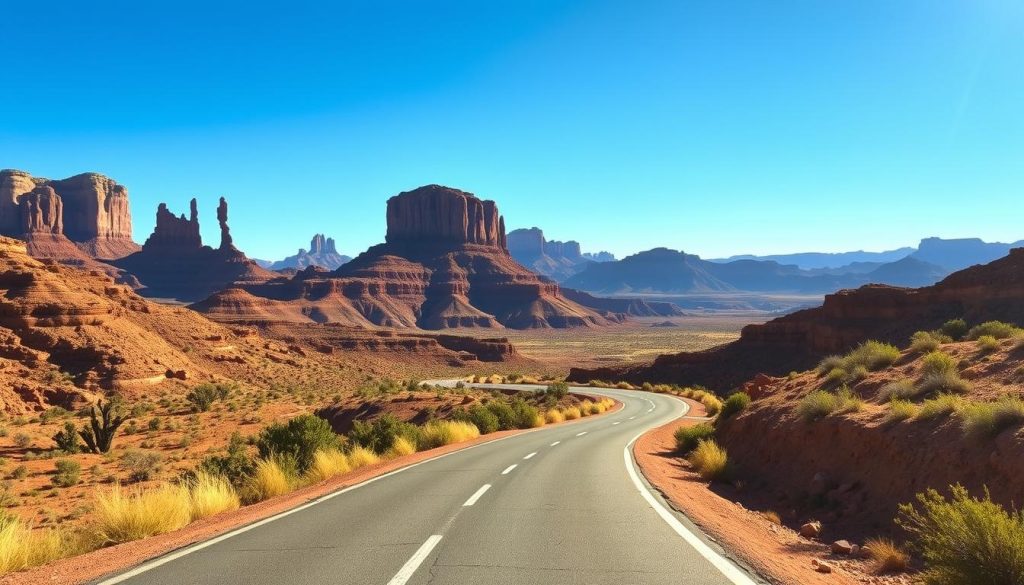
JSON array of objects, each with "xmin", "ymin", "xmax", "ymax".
[{"xmin": 79, "ymin": 399, "xmax": 127, "ymax": 454}]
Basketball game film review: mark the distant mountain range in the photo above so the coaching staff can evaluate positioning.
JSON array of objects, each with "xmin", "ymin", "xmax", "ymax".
[
  {"xmin": 506, "ymin": 227, "xmax": 615, "ymax": 281},
  {"xmin": 256, "ymin": 234, "xmax": 352, "ymax": 271},
  {"xmin": 561, "ymin": 237, "xmax": 1020, "ymax": 295}
]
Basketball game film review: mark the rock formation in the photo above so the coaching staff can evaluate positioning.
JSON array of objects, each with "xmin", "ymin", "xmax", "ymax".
[
  {"xmin": 569, "ymin": 248, "xmax": 1024, "ymax": 389},
  {"xmin": 114, "ymin": 198, "xmax": 275, "ymax": 301},
  {"xmin": 507, "ymin": 227, "xmax": 594, "ymax": 281},
  {"xmin": 193, "ymin": 185, "xmax": 611, "ymax": 329},
  {"xmin": 269, "ymin": 234, "xmax": 351, "ymax": 271},
  {"xmin": 0, "ymin": 170, "xmax": 139, "ymax": 260}
]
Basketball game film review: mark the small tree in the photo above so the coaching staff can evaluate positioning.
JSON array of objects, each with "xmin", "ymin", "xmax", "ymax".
[
  {"xmin": 52, "ymin": 421, "xmax": 82, "ymax": 454},
  {"xmin": 545, "ymin": 381, "xmax": 569, "ymax": 400},
  {"xmin": 187, "ymin": 383, "xmax": 231, "ymax": 412},
  {"xmin": 256, "ymin": 415, "xmax": 341, "ymax": 473},
  {"xmin": 79, "ymin": 399, "xmax": 127, "ymax": 454}
]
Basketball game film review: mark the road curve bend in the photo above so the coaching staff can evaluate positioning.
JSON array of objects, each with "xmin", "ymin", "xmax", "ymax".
[{"xmin": 97, "ymin": 385, "xmax": 762, "ymax": 585}]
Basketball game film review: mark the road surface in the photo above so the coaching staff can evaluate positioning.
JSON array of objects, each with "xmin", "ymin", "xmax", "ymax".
[{"xmin": 99, "ymin": 385, "xmax": 762, "ymax": 585}]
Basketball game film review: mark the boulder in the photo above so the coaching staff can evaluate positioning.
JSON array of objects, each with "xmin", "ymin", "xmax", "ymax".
[
  {"xmin": 830, "ymin": 540, "xmax": 854, "ymax": 555},
  {"xmin": 800, "ymin": 521, "xmax": 822, "ymax": 538}
]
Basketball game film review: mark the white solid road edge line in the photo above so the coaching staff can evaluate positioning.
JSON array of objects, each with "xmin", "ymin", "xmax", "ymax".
[
  {"xmin": 386, "ymin": 535, "xmax": 443, "ymax": 585},
  {"xmin": 501, "ymin": 464, "xmax": 517, "ymax": 475},
  {"xmin": 463, "ymin": 484, "xmax": 492, "ymax": 506},
  {"xmin": 622, "ymin": 403, "xmax": 758, "ymax": 585}
]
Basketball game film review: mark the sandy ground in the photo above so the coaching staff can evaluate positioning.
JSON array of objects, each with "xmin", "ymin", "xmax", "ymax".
[
  {"xmin": 2, "ymin": 402, "xmax": 620, "ymax": 585},
  {"xmin": 633, "ymin": 397, "xmax": 910, "ymax": 585}
]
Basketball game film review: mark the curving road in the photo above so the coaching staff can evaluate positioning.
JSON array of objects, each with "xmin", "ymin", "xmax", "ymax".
[{"xmin": 97, "ymin": 385, "xmax": 762, "ymax": 585}]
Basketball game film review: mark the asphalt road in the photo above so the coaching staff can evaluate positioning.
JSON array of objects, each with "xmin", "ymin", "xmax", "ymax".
[{"xmin": 99, "ymin": 385, "xmax": 762, "ymax": 585}]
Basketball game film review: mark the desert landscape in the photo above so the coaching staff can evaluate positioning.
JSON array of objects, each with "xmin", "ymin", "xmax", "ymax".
[{"xmin": 2, "ymin": 3, "xmax": 1022, "ymax": 584}]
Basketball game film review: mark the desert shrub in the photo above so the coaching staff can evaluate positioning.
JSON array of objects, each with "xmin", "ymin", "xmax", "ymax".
[
  {"xmin": 700, "ymin": 393, "xmax": 723, "ymax": 416},
  {"xmin": 544, "ymin": 381, "xmax": 568, "ymax": 400},
  {"xmin": 921, "ymin": 351, "xmax": 957, "ymax": 376},
  {"xmin": 13, "ymin": 434, "xmax": 31, "ymax": 449},
  {"xmin": 305, "ymin": 449, "xmax": 351, "ymax": 483},
  {"xmin": 823, "ymin": 367, "xmax": 847, "ymax": 387},
  {"xmin": 52, "ymin": 458, "xmax": 81, "ymax": 487},
  {"xmin": 9, "ymin": 466, "xmax": 27, "ymax": 480},
  {"xmin": 674, "ymin": 423, "xmax": 715, "ymax": 454},
  {"xmin": 797, "ymin": 387, "xmax": 863, "ymax": 422},
  {"xmin": 577, "ymin": 400, "xmax": 594, "ymax": 416},
  {"xmin": 976, "ymin": 335, "xmax": 1001, "ymax": 353},
  {"xmin": 761, "ymin": 510, "xmax": 783, "ymax": 525},
  {"xmin": 910, "ymin": 331, "xmax": 944, "ymax": 353},
  {"xmin": 418, "ymin": 420, "xmax": 480, "ymax": 450},
  {"xmin": 687, "ymin": 440, "xmax": 729, "ymax": 481},
  {"xmin": 897, "ymin": 484, "xmax": 1024, "ymax": 585},
  {"xmin": 463, "ymin": 405, "xmax": 500, "ymax": 434},
  {"xmin": 846, "ymin": 341, "xmax": 901, "ymax": 371},
  {"xmin": 256, "ymin": 414, "xmax": 341, "ymax": 473},
  {"xmin": 243, "ymin": 457, "xmax": 293, "ymax": 503},
  {"xmin": 967, "ymin": 320, "xmax": 1021, "ymax": 341},
  {"xmin": 93, "ymin": 483, "xmax": 192, "ymax": 544},
  {"xmin": 51, "ymin": 421, "xmax": 81, "ymax": 454},
  {"xmin": 615, "ymin": 381, "xmax": 634, "ymax": 390},
  {"xmin": 961, "ymin": 395, "xmax": 1024, "ymax": 439},
  {"xmin": 917, "ymin": 393, "xmax": 966, "ymax": 420},
  {"xmin": 918, "ymin": 370, "xmax": 972, "ymax": 396},
  {"xmin": 886, "ymin": 399, "xmax": 918, "ymax": 423},
  {"xmin": 346, "ymin": 446, "xmax": 380, "ymax": 469},
  {"xmin": 509, "ymin": 399, "xmax": 541, "ymax": 428},
  {"xmin": 864, "ymin": 537, "xmax": 909, "ymax": 574},
  {"xmin": 940, "ymin": 318, "xmax": 969, "ymax": 341},
  {"xmin": 348, "ymin": 414, "xmax": 419, "ymax": 455},
  {"xmin": 484, "ymin": 401, "xmax": 516, "ymax": 430},
  {"xmin": 817, "ymin": 355, "xmax": 845, "ymax": 375},
  {"xmin": 879, "ymin": 379, "xmax": 918, "ymax": 401},
  {"xmin": 387, "ymin": 436, "xmax": 417, "ymax": 458},
  {"xmin": 562, "ymin": 406, "xmax": 581, "ymax": 420},
  {"xmin": 544, "ymin": 409, "xmax": 564, "ymax": 424},
  {"xmin": 186, "ymin": 383, "xmax": 231, "ymax": 412},
  {"xmin": 0, "ymin": 517, "xmax": 67, "ymax": 574},
  {"xmin": 188, "ymin": 472, "xmax": 240, "ymax": 520},
  {"xmin": 120, "ymin": 449, "xmax": 162, "ymax": 482},
  {"xmin": 199, "ymin": 432, "xmax": 256, "ymax": 488},
  {"xmin": 719, "ymin": 392, "xmax": 751, "ymax": 419}
]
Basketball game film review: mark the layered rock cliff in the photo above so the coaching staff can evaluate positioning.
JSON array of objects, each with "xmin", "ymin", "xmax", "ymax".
[
  {"xmin": 114, "ymin": 198, "xmax": 275, "ymax": 301},
  {"xmin": 194, "ymin": 185, "xmax": 609, "ymax": 329},
  {"xmin": 569, "ymin": 248, "xmax": 1024, "ymax": 389},
  {"xmin": 0, "ymin": 170, "xmax": 139, "ymax": 260},
  {"xmin": 507, "ymin": 227, "xmax": 593, "ymax": 281}
]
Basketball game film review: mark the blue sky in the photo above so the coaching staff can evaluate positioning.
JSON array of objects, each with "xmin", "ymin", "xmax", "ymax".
[{"xmin": 2, "ymin": 0, "xmax": 1022, "ymax": 261}]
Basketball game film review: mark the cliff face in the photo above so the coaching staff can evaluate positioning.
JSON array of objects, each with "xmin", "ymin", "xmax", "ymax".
[
  {"xmin": 386, "ymin": 185, "xmax": 507, "ymax": 249},
  {"xmin": 0, "ymin": 169, "xmax": 140, "ymax": 260},
  {"xmin": 506, "ymin": 227, "xmax": 593, "ymax": 281},
  {"xmin": 569, "ymin": 249, "xmax": 1024, "ymax": 390},
  {"xmin": 194, "ymin": 185, "xmax": 609, "ymax": 330},
  {"xmin": 114, "ymin": 198, "xmax": 275, "ymax": 301}
]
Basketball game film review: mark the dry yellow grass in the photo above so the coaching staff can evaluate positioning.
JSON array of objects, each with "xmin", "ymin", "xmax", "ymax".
[
  {"xmin": 864, "ymin": 537, "xmax": 909, "ymax": 574},
  {"xmin": 578, "ymin": 400, "xmax": 595, "ymax": 416},
  {"xmin": 188, "ymin": 472, "xmax": 241, "ymax": 520},
  {"xmin": 347, "ymin": 445, "xmax": 381, "ymax": 469},
  {"xmin": 307, "ymin": 449, "xmax": 352, "ymax": 483},
  {"xmin": 419, "ymin": 420, "xmax": 481, "ymax": 449},
  {"xmin": 244, "ymin": 458, "xmax": 293, "ymax": 503},
  {"xmin": 93, "ymin": 483, "xmax": 192, "ymax": 545},
  {"xmin": 687, "ymin": 440, "xmax": 729, "ymax": 481},
  {"xmin": 761, "ymin": 510, "xmax": 782, "ymax": 525},
  {"xmin": 562, "ymin": 406, "xmax": 582, "ymax": 420},
  {"xmin": 544, "ymin": 408, "xmax": 565, "ymax": 424},
  {"xmin": 0, "ymin": 517, "xmax": 67, "ymax": 575},
  {"xmin": 387, "ymin": 436, "xmax": 418, "ymax": 458}
]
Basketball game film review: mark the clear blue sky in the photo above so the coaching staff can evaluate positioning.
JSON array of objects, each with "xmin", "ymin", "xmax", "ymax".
[{"xmin": 2, "ymin": 0, "xmax": 1022, "ymax": 261}]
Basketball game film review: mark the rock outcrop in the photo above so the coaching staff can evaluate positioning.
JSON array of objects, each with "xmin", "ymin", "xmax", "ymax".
[
  {"xmin": 194, "ymin": 185, "xmax": 610, "ymax": 330},
  {"xmin": 507, "ymin": 227, "xmax": 595, "ymax": 281},
  {"xmin": 269, "ymin": 234, "xmax": 351, "ymax": 271},
  {"xmin": 114, "ymin": 198, "xmax": 275, "ymax": 301},
  {"xmin": 0, "ymin": 170, "xmax": 140, "ymax": 260},
  {"xmin": 570, "ymin": 248, "xmax": 1024, "ymax": 389}
]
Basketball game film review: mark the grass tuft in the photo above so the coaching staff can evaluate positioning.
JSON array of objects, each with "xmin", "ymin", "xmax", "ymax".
[
  {"xmin": 863, "ymin": 537, "xmax": 909, "ymax": 574},
  {"xmin": 347, "ymin": 445, "xmax": 381, "ymax": 469},
  {"xmin": 544, "ymin": 409, "xmax": 564, "ymax": 424},
  {"xmin": 93, "ymin": 483, "xmax": 192, "ymax": 544},
  {"xmin": 976, "ymin": 335, "xmax": 1000, "ymax": 353},
  {"xmin": 387, "ymin": 436, "xmax": 418, "ymax": 458},
  {"xmin": 0, "ymin": 517, "xmax": 67, "ymax": 574},
  {"xmin": 917, "ymin": 393, "xmax": 966, "ymax": 420},
  {"xmin": 418, "ymin": 420, "xmax": 480, "ymax": 450},
  {"xmin": 961, "ymin": 395, "xmax": 1024, "ymax": 439},
  {"xmin": 188, "ymin": 472, "xmax": 240, "ymax": 520},
  {"xmin": 674, "ymin": 423, "xmax": 715, "ymax": 454},
  {"xmin": 687, "ymin": 440, "xmax": 729, "ymax": 481},
  {"xmin": 797, "ymin": 387, "xmax": 863, "ymax": 422},
  {"xmin": 244, "ymin": 458, "xmax": 293, "ymax": 503},
  {"xmin": 966, "ymin": 320, "xmax": 1021, "ymax": 340},
  {"xmin": 562, "ymin": 406, "xmax": 582, "ymax": 420},
  {"xmin": 306, "ymin": 449, "xmax": 351, "ymax": 483},
  {"xmin": 886, "ymin": 399, "xmax": 918, "ymax": 423}
]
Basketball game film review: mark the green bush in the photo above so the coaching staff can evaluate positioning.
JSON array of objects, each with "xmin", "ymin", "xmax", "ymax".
[
  {"xmin": 846, "ymin": 341, "xmax": 901, "ymax": 371},
  {"xmin": 452, "ymin": 405, "xmax": 500, "ymax": 434},
  {"xmin": 886, "ymin": 399, "xmax": 918, "ymax": 422},
  {"xmin": 52, "ymin": 458, "xmax": 81, "ymax": 487},
  {"xmin": 940, "ymin": 318, "xmax": 969, "ymax": 341},
  {"xmin": 918, "ymin": 370, "xmax": 971, "ymax": 396},
  {"xmin": 199, "ymin": 432, "xmax": 256, "ymax": 488},
  {"xmin": 51, "ymin": 422, "xmax": 81, "ymax": 454},
  {"xmin": 719, "ymin": 393, "xmax": 751, "ymax": 420},
  {"xmin": 961, "ymin": 395, "xmax": 1024, "ymax": 439},
  {"xmin": 347, "ymin": 414, "xmax": 420, "ymax": 455},
  {"xmin": 186, "ymin": 383, "xmax": 232, "ymax": 412},
  {"xmin": 917, "ymin": 393, "xmax": 965, "ymax": 420},
  {"xmin": 910, "ymin": 331, "xmax": 946, "ymax": 353},
  {"xmin": 897, "ymin": 484, "xmax": 1024, "ymax": 585},
  {"xmin": 544, "ymin": 382, "xmax": 569, "ymax": 400},
  {"xmin": 484, "ymin": 401, "xmax": 516, "ymax": 430},
  {"xmin": 509, "ymin": 399, "xmax": 541, "ymax": 429},
  {"xmin": 797, "ymin": 387, "xmax": 863, "ymax": 422},
  {"xmin": 816, "ymin": 355, "xmax": 845, "ymax": 375},
  {"xmin": 879, "ymin": 379, "xmax": 918, "ymax": 401},
  {"xmin": 256, "ymin": 415, "xmax": 342, "ymax": 473},
  {"xmin": 976, "ymin": 335, "xmax": 1001, "ymax": 353},
  {"xmin": 967, "ymin": 320, "xmax": 1021, "ymax": 341},
  {"xmin": 120, "ymin": 449, "xmax": 162, "ymax": 482},
  {"xmin": 921, "ymin": 351, "xmax": 957, "ymax": 376},
  {"xmin": 674, "ymin": 423, "xmax": 715, "ymax": 454}
]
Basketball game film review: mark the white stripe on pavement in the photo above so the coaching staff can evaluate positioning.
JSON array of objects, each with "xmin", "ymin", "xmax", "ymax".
[
  {"xmin": 501, "ymin": 464, "xmax": 517, "ymax": 475},
  {"xmin": 523, "ymin": 452, "xmax": 537, "ymax": 460},
  {"xmin": 463, "ymin": 484, "xmax": 492, "ymax": 506},
  {"xmin": 386, "ymin": 535, "xmax": 443, "ymax": 585}
]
